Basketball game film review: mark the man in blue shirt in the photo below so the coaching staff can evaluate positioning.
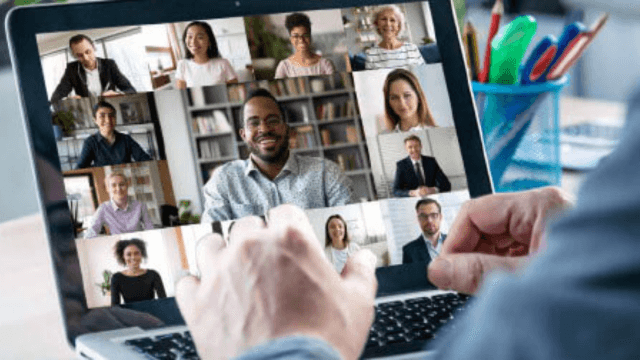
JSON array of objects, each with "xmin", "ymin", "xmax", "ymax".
[
  {"xmin": 76, "ymin": 101, "xmax": 152, "ymax": 169},
  {"xmin": 201, "ymin": 88, "xmax": 354, "ymax": 222}
]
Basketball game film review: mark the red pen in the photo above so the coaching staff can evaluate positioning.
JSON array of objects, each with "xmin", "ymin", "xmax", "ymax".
[{"xmin": 478, "ymin": 0, "xmax": 503, "ymax": 83}]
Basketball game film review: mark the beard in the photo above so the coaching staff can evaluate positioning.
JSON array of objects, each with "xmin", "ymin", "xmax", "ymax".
[{"xmin": 248, "ymin": 128, "xmax": 290, "ymax": 164}]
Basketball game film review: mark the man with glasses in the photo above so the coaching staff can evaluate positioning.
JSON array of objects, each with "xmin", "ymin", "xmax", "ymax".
[
  {"xmin": 402, "ymin": 198, "xmax": 445, "ymax": 265},
  {"xmin": 201, "ymin": 88, "xmax": 354, "ymax": 222}
]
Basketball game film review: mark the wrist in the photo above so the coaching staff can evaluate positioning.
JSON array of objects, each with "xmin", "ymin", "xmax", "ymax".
[{"xmin": 234, "ymin": 335, "xmax": 343, "ymax": 360}]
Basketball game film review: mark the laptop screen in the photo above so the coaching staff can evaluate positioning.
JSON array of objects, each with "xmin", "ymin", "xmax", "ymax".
[{"xmin": 30, "ymin": 0, "xmax": 489, "ymax": 337}]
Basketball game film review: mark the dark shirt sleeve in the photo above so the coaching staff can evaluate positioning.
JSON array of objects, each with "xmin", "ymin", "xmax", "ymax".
[
  {"xmin": 392, "ymin": 162, "xmax": 411, "ymax": 198},
  {"xmin": 433, "ymin": 159, "xmax": 451, "ymax": 192},
  {"xmin": 151, "ymin": 270, "xmax": 167, "ymax": 299},
  {"xmin": 106, "ymin": 60, "xmax": 136, "ymax": 94},
  {"xmin": 76, "ymin": 137, "xmax": 95, "ymax": 169},
  {"xmin": 110, "ymin": 273, "xmax": 121, "ymax": 306},
  {"xmin": 402, "ymin": 247, "xmax": 412, "ymax": 264},
  {"xmin": 50, "ymin": 65, "xmax": 74, "ymax": 104},
  {"xmin": 126, "ymin": 135, "xmax": 152, "ymax": 162}
]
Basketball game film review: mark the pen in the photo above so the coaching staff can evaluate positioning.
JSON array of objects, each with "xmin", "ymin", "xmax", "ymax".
[
  {"xmin": 478, "ymin": 0, "xmax": 503, "ymax": 83},
  {"xmin": 489, "ymin": 15, "xmax": 537, "ymax": 84},
  {"xmin": 463, "ymin": 22, "xmax": 480, "ymax": 81}
]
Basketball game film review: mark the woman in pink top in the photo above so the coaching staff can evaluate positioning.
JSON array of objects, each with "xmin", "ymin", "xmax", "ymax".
[
  {"xmin": 275, "ymin": 13, "xmax": 336, "ymax": 79},
  {"xmin": 175, "ymin": 21, "xmax": 238, "ymax": 89}
]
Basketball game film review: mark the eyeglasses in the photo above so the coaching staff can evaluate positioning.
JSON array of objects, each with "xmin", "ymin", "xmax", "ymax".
[
  {"xmin": 290, "ymin": 34, "xmax": 311, "ymax": 41},
  {"xmin": 245, "ymin": 117, "xmax": 284, "ymax": 130},
  {"xmin": 418, "ymin": 212, "xmax": 440, "ymax": 221}
]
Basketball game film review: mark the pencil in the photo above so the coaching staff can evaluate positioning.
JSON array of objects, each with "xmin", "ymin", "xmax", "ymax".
[
  {"xmin": 463, "ymin": 22, "xmax": 480, "ymax": 81},
  {"xmin": 478, "ymin": 0, "xmax": 503, "ymax": 83}
]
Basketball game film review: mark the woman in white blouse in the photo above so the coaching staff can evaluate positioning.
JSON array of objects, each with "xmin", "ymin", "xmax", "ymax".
[
  {"xmin": 274, "ymin": 13, "xmax": 336, "ymax": 79},
  {"xmin": 175, "ymin": 21, "xmax": 238, "ymax": 89},
  {"xmin": 323, "ymin": 214, "xmax": 360, "ymax": 273}
]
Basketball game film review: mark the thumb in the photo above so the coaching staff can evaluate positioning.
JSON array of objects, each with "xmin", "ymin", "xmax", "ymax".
[
  {"xmin": 341, "ymin": 250, "xmax": 378, "ymax": 299},
  {"xmin": 428, "ymin": 254, "xmax": 528, "ymax": 294}
]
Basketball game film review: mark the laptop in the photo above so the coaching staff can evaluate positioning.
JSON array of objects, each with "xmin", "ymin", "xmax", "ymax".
[{"xmin": 5, "ymin": 0, "xmax": 492, "ymax": 358}]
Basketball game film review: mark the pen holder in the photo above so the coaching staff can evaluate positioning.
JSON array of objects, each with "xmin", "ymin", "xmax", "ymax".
[{"xmin": 472, "ymin": 77, "xmax": 568, "ymax": 192}]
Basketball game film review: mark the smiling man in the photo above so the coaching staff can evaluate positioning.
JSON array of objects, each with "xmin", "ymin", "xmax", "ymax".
[
  {"xmin": 201, "ymin": 88, "xmax": 354, "ymax": 222},
  {"xmin": 85, "ymin": 172, "xmax": 154, "ymax": 238},
  {"xmin": 392, "ymin": 134, "xmax": 451, "ymax": 197},
  {"xmin": 50, "ymin": 34, "xmax": 136, "ymax": 104},
  {"xmin": 76, "ymin": 101, "xmax": 152, "ymax": 169}
]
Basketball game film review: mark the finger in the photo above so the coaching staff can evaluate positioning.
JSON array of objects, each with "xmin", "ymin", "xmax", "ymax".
[
  {"xmin": 196, "ymin": 233, "xmax": 226, "ymax": 278},
  {"xmin": 341, "ymin": 250, "xmax": 378, "ymax": 299},
  {"xmin": 228, "ymin": 215, "xmax": 266, "ymax": 245},
  {"xmin": 267, "ymin": 204, "xmax": 323, "ymax": 253},
  {"xmin": 427, "ymin": 253, "xmax": 528, "ymax": 294},
  {"xmin": 175, "ymin": 276, "xmax": 200, "ymax": 323}
]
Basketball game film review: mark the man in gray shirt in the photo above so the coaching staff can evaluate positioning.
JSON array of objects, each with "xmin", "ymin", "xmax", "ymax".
[{"xmin": 201, "ymin": 88, "xmax": 354, "ymax": 222}]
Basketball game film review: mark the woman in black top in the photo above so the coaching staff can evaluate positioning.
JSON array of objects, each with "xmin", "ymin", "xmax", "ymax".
[{"xmin": 111, "ymin": 238, "xmax": 166, "ymax": 305}]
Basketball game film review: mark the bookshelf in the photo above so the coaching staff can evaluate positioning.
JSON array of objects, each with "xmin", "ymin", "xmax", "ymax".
[{"xmin": 183, "ymin": 72, "xmax": 377, "ymax": 206}]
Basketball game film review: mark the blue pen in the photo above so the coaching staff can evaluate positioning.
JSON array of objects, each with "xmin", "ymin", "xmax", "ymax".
[
  {"xmin": 535, "ymin": 22, "xmax": 586, "ymax": 83},
  {"xmin": 520, "ymin": 35, "xmax": 558, "ymax": 85}
]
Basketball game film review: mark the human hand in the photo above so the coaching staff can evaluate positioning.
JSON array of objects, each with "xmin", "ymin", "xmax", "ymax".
[
  {"xmin": 428, "ymin": 187, "xmax": 573, "ymax": 294},
  {"xmin": 176, "ymin": 204, "xmax": 378, "ymax": 360},
  {"xmin": 176, "ymin": 79, "xmax": 187, "ymax": 90},
  {"xmin": 101, "ymin": 90, "xmax": 121, "ymax": 97}
]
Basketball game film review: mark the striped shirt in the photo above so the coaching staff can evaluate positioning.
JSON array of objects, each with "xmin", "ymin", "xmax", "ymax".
[
  {"xmin": 364, "ymin": 42, "xmax": 426, "ymax": 70},
  {"xmin": 85, "ymin": 199, "xmax": 154, "ymax": 238}
]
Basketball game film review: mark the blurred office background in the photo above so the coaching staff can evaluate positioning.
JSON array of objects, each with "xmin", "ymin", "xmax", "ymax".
[{"xmin": 2, "ymin": 0, "xmax": 640, "ymax": 223}]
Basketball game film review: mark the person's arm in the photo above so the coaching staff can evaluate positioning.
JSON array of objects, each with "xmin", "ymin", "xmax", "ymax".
[
  {"xmin": 175, "ymin": 59, "xmax": 187, "ymax": 89},
  {"xmin": 221, "ymin": 58, "xmax": 238, "ymax": 84},
  {"xmin": 323, "ymin": 159, "xmax": 355, "ymax": 206},
  {"xmin": 274, "ymin": 59, "xmax": 287, "ymax": 79},
  {"xmin": 76, "ymin": 137, "xmax": 95, "ymax": 169},
  {"xmin": 110, "ymin": 274, "xmax": 121, "ymax": 306},
  {"xmin": 126, "ymin": 135, "xmax": 152, "ymax": 162},
  {"xmin": 151, "ymin": 270, "xmax": 167, "ymax": 299},
  {"xmin": 412, "ymin": 43, "xmax": 426, "ymax": 66},
  {"xmin": 50, "ymin": 65, "xmax": 74, "ymax": 104},
  {"xmin": 392, "ymin": 163, "xmax": 411, "ymax": 198},
  {"xmin": 84, "ymin": 204, "xmax": 105, "ymax": 238},
  {"xmin": 140, "ymin": 203, "xmax": 154, "ymax": 230},
  {"xmin": 105, "ymin": 59, "xmax": 136, "ymax": 94},
  {"xmin": 201, "ymin": 168, "xmax": 234, "ymax": 223},
  {"xmin": 433, "ymin": 159, "xmax": 451, "ymax": 192},
  {"xmin": 402, "ymin": 245, "xmax": 412, "ymax": 264},
  {"xmin": 322, "ymin": 58, "xmax": 336, "ymax": 75}
]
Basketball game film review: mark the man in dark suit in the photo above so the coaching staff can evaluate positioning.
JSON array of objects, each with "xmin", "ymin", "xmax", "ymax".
[
  {"xmin": 402, "ymin": 198, "xmax": 446, "ymax": 265},
  {"xmin": 50, "ymin": 34, "xmax": 136, "ymax": 104},
  {"xmin": 392, "ymin": 134, "xmax": 451, "ymax": 198}
]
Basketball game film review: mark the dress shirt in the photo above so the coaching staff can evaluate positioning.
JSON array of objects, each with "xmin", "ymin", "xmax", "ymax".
[
  {"xmin": 85, "ymin": 199, "xmax": 154, "ymax": 238},
  {"xmin": 76, "ymin": 130, "xmax": 152, "ymax": 169},
  {"xmin": 423, "ymin": 232, "xmax": 444, "ymax": 260},
  {"xmin": 202, "ymin": 153, "xmax": 354, "ymax": 222}
]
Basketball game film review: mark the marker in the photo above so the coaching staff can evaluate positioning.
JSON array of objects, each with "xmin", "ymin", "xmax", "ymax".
[
  {"xmin": 478, "ymin": 0, "xmax": 503, "ymax": 83},
  {"xmin": 489, "ymin": 15, "xmax": 537, "ymax": 85}
]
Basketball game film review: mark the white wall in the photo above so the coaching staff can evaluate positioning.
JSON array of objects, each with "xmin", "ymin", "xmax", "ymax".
[
  {"xmin": 76, "ymin": 227, "xmax": 184, "ymax": 308},
  {"xmin": 153, "ymin": 90, "xmax": 203, "ymax": 214}
]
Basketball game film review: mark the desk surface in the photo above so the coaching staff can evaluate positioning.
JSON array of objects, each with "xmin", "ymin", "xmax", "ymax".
[{"xmin": 0, "ymin": 96, "xmax": 627, "ymax": 359}]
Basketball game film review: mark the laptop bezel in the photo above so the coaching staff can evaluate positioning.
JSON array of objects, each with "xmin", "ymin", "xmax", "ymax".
[{"xmin": 6, "ymin": 0, "xmax": 493, "ymax": 347}]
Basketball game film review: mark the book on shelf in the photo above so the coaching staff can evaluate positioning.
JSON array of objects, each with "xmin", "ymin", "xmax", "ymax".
[
  {"xmin": 320, "ymin": 129, "xmax": 332, "ymax": 146},
  {"xmin": 227, "ymin": 84, "xmax": 247, "ymax": 103},
  {"xmin": 339, "ymin": 72, "xmax": 353, "ymax": 89},
  {"xmin": 316, "ymin": 100, "xmax": 355, "ymax": 120},
  {"xmin": 193, "ymin": 111, "xmax": 232, "ymax": 135},
  {"xmin": 284, "ymin": 78, "xmax": 298, "ymax": 96},
  {"xmin": 295, "ymin": 125, "xmax": 315, "ymax": 149},
  {"xmin": 334, "ymin": 153, "xmax": 362, "ymax": 171},
  {"xmin": 346, "ymin": 126, "xmax": 358, "ymax": 143},
  {"xmin": 199, "ymin": 139, "xmax": 223, "ymax": 159}
]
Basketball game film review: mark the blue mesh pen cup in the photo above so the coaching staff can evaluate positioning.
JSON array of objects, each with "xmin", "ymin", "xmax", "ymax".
[{"xmin": 472, "ymin": 76, "xmax": 568, "ymax": 192}]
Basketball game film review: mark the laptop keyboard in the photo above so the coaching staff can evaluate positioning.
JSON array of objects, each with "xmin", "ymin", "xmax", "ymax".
[
  {"xmin": 363, "ymin": 292, "xmax": 471, "ymax": 358},
  {"xmin": 122, "ymin": 293, "xmax": 471, "ymax": 360},
  {"xmin": 124, "ymin": 331, "xmax": 199, "ymax": 360}
]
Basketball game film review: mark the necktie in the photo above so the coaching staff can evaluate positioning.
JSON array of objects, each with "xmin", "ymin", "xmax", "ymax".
[{"xmin": 415, "ymin": 162, "xmax": 426, "ymax": 186}]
